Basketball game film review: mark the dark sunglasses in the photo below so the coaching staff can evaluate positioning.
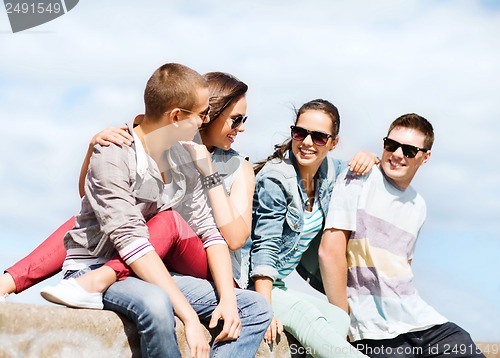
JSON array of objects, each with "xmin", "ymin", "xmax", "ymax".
[
  {"xmin": 231, "ymin": 115, "xmax": 247, "ymax": 129},
  {"xmin": 290, "ymin": 126, "xmax": 333, "ymax": 146},
  {"xmin": 383, "ymin": 137, "xmax": 428, "ymax": 158}
]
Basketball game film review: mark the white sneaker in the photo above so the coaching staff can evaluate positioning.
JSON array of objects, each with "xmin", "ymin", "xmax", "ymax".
[
  {"xmin": 40, "ymin": 278, "xmax": 104, "ymax": 309},
  {"xmin": 0, "ymin": 293, "xmax": 7, "ymax": 302}
]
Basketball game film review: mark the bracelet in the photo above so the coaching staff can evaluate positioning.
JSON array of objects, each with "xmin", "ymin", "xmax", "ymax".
[{"xmin": 201, "ymin": 172, "xmax": 223, "ymax": 190}]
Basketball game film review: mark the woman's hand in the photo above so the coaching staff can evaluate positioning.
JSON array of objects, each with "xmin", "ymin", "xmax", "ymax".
[
  {"xmin": 348, "ymin": 151, "xmax": 379, "ymax": 175},
  {"xmin": 264, "ymin": 316, "xmax": 283, "ymax": 344},
  {"xmin": 91, "ymin": 125, "xmax": 133, "ymax": 147},
  {"xmin": 181, "ymin": 141, "xmax": 214, "ymax": 177}
]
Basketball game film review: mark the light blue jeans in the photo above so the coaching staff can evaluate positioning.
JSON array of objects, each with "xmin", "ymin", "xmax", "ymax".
[
  {"xmin": 66, "ymin": 268, "xmax": 272, "ymax": 358},
  {"xmin": 172, "ymin": 273, "xmax": 272, "ymax": 357},
  {"xmin": 272, "ymin": 285, "xmax": 367, "ymax": 358}
]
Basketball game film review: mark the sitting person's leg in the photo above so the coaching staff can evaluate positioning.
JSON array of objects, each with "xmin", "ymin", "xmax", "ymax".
[
  {"xmin": 272, "ymin": 287, "xmax": 366, "ymax": 358},
  {"xmin": 104, "ymin": 276, "xmax": 181, "ymax": 358},
  {"xmin": 106, "ymin": 209, "xmax": 210, "ymax": 281},
  {"xmin": 41, "ymin": 210, "xmax": 211, "ymax": 308},
  {"xmin": 353, "ymin": 336, "xmax": 412, "ymax": 358},
  {"xmin": 172, "ymin": 273, "xmax": 272, "ymax": 357},
  {"xmin": 417, "ymin": 322, "xmax": 485, "ymax": 358},
  {"xmin": 1, "ymin": 217, "xmax": 73, "ymax": 295},
  {"xmin": 354, "ymin": 322, "xmax": 485, "ymax": 358}
]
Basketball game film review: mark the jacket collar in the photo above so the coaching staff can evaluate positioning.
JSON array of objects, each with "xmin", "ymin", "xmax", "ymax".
[{"xmin": 127, "ymin": 121, "xmax": 163, "ymax": 183}]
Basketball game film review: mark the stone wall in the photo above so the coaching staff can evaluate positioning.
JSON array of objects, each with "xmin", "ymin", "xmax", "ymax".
[
  {"xmin": 0, "ymin": 302, "xmax": 303, "ymax": 358},
  {"xmin": 1, "ymin": 302, "xmax": 497, "ymax": 358}
]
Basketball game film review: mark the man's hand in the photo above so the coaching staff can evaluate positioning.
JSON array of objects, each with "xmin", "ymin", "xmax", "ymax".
[
  {"xmin": 184, "ymin": 320, "xmax": 210, "ymax": 358},
  {"xmin": 209, "ymin": 299, "xmax": 242, "ymax": 342},
  {"xmin": 264, "ymin": 316, "xmax": 283, "ymax": 344}
]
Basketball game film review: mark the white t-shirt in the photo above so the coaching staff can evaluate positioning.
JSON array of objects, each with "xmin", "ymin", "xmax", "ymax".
[{"xmin": 325, "ymin": 166, "xmax": 447, "ymax": 341}]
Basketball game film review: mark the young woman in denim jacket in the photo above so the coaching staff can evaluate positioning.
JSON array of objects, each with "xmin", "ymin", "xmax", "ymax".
[{"xmin": 250, "ymin": 99, "xmax": 376, "ymax": 357}]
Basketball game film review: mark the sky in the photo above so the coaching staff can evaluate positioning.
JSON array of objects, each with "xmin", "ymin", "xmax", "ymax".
[{"xmin": 1, "ymin": 0, "xmax": 499, "ymax": 342}]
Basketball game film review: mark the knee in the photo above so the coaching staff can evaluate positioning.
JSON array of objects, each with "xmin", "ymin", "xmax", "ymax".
[{"xmin": 135, "ymin": 289, "xmax": 176, "ymax": 330}]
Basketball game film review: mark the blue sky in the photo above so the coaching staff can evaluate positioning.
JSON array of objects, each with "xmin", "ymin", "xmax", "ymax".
[{"xmin": 1, "ymin": 0, "xmax": 499, "ymax": 342}]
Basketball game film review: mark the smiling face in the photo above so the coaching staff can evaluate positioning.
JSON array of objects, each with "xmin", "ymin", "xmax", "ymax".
[
  {"xmin": 291, "ymin": 109, "xmax": 338, "ymax": 173},
  {"xmin": 200, "ymin": 96, "xmax": 247, "ymax": 152},
  {"xmin": 380, "ymin": 126, "xmax": 431, "ymax": 190}
]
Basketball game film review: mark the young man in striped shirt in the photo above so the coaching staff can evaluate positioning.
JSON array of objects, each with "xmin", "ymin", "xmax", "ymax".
[{"xmin": 319, "ymin": 113, "xmax": 484, "ymax": 358}]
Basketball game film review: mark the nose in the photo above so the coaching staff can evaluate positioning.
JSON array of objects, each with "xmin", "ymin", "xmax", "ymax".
[
  {"xmin": 237, "ymin": 122, "xmax": 246, "ymax": 133},
  {"xmin": 302, "ymin": 133, "xmax": 314, "ymax": 146},
  {"xmin": 392, "ymin": 145, "xmax": 405, "ymax": 158}
]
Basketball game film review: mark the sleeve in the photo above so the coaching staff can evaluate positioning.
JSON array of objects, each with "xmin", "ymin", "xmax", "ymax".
[
  {"xmin": 173, "ymin": 145, "xmax": 226, "ymax": 248},
  {"xmin": 84, "ymin": 144, "xmax": 153, "ymax": 265},
  {"xmin": 249, "ymin": 172, "xmax": 288, "ymax": 281},
  {"xmin": 324, "ymin": 167, "xmax": 367, "ymax": 232}
]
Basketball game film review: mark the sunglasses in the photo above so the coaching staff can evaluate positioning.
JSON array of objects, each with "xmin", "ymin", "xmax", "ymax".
[
  {"xmin": 178, "ymin": 105, "xmax": 211, "ymax": 123},
  {"xmin": 290, "ymin": 126, "xmax": 333, "ymax": 146},
  {"xmin": 383, "ymin": 137, "xmax": 428, "ymax": 158},
  {"xmin": 231, "ymin": 115, "xmax": 248, "ymax": 130}
]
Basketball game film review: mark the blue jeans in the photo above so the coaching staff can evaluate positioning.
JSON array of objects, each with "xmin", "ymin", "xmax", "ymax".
[
  {"xmin": 353, "ymin": 322, "xmax": 485, "ymax": 358},
  {"xmin": 66, "ymin": 268, "xmax": 272, "ymax": 358},
  {"xmin": 65, "ymin": 267, "xmax": 180, "ymax": 357},
  {"xmin": 104, "ymin": 276, "xmax": 180, "ymax": 358},
  {"xmin": 171, "ymin": 273, "xmax": 272, "ymax": 357}
]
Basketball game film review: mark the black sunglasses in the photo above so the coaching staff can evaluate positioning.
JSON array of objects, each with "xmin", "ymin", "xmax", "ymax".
[
  {"xmin": 383, "ymin": 137, "xmax": 428, "ymax": 158},
  {"xmin": 230, "ymin": 115, "xmax": 247, "ymax": 129},
  {"xmin": 290, "ymin": 126, "xmax": 333, "ymax": 146}
]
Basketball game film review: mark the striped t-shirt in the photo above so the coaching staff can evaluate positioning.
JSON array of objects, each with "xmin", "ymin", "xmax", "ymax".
[
  {"xmin": 277, "ymin": 197, "xmax": 323, "ymax": 280},
  {"xmin": 325, "ymin": 166, "xmax": 447, "ymax": 341}
]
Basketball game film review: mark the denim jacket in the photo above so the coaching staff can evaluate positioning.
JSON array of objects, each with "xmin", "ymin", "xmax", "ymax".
[{"xmin": 249, "ymin": 149, "xmax": 345, "ymax": 283}]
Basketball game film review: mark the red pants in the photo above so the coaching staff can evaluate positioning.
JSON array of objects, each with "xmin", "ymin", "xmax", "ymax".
[{"xmin": 6, "ymin": 210, "xmax": 210, "ymax": 293}]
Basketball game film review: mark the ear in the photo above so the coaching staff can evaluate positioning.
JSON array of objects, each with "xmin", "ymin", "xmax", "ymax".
[
  {"xmin": 169, "ymin": 108, "xmax": 182, "ymax": 123},
  {"xmin": 421, "ymin": 150, "xmax": 431, "ymax": 164},
  {"xmin": 328, "ymin": 136, "xmax": 339, "ymax": 151},
  {"xmin": 162, "ymin": 108, "xmax": 182, "ymax": 127}
]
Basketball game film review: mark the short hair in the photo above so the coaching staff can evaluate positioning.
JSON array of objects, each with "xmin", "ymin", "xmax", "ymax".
[
  {"xmin": 201, "ymin": 72, "xmax": 248, "ymax": 130},
  {"xmin": 144, "ymin": 63, "xmax": 207, "ymax": 120},
  {"xmin": 387, "ymin": 113, "xmax": 434, "ymax": 150}
]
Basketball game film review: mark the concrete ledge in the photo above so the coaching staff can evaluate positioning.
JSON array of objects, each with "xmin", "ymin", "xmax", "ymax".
[
  {"xmin": 1, "ymin": 302, "xmax": 496, "ymax": 358},
  {"xmin": 0, "ymin": 302, "xmax": 303, "ymax": 358}
]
